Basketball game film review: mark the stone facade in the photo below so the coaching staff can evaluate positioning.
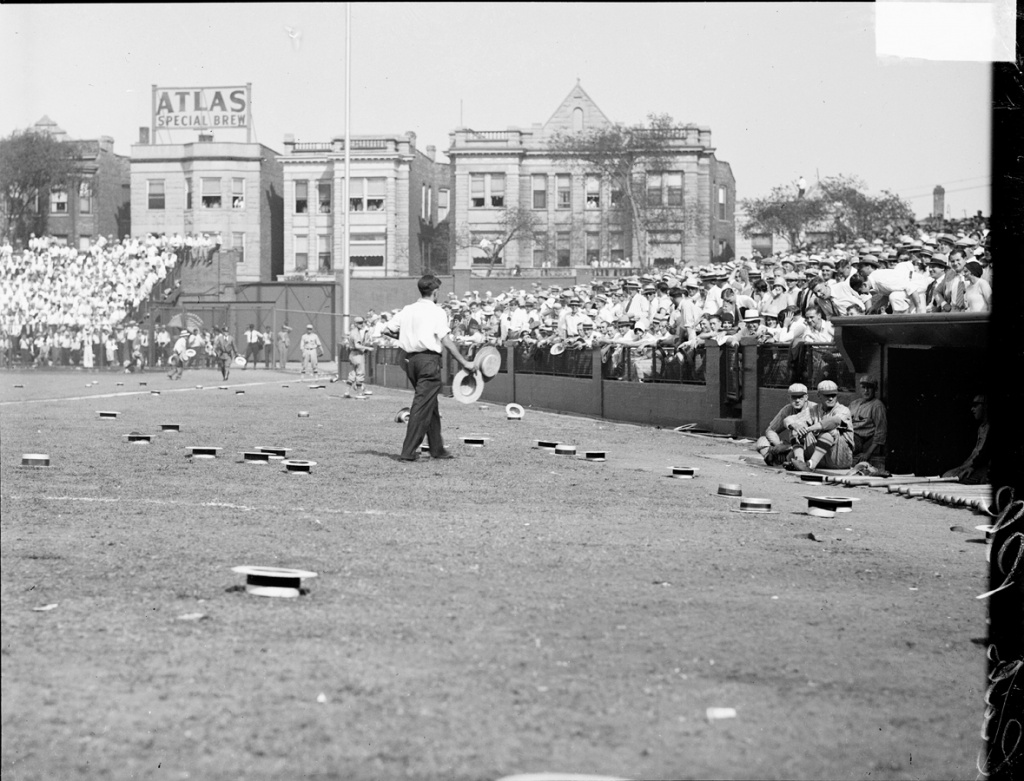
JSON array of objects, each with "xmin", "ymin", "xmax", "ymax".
[
  {"xmin": 278, "ymin": 133, "xmax": 449, "ymax": 279},
  {"xmin": 445, "ymin": 84, "xmax": 736, "ymax": 270},
  {"xmin": 129, "ymin": 137, "xmax": 283, "ymax": 283}
]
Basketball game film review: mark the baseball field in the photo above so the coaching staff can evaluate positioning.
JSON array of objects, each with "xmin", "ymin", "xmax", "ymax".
[{"xmin": 1, "ymin": 367, "xmax": 988, "ymax": 780}]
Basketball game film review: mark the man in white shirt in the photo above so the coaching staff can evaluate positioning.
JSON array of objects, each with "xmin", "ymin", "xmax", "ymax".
[{"xmin": 384, "ymin": 275, "xmax": 474, "ymax": 462}]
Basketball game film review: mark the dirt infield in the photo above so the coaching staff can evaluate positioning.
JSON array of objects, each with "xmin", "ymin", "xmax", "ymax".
[{"xmin": 1, "ymin": 369, "xmax": 989, "ymax": 780}]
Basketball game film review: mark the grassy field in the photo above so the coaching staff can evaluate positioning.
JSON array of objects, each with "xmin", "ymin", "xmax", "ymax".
[{"xmin": 1, "ymin": 367, "xmax": 989, "ymax": 780}]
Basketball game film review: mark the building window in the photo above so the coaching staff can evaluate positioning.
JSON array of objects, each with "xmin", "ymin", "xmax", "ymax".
[
  {"xmin": 350, "ymin": 178, "xmax": 386, "ymax": 212},
  {"xmin": 201, "ymin": 178, "xmax": 221, "ymax": 209},
  {"xmin": 585, "ymin": 176, "xmax": 601, "ymax": 209},
  {"xmin": 586, "ymin": 232, "xmax": 601, "ymax": 265},
  {"xmin": 718, "ymin": 185, "xmax": 727, "ymax": 220},
  {"xmin": 366, "ymin": 178, "xmax": 385, "ymax": 211},
  {"xmin": 294, "ymin": 235, "xmax": 308, "ymax": 271},
  {"xmin": 556, "ymin": 175, "xmax": 571, "ymax": 209},
  {"xmin": 186, "ymin": 179, "xmax": 193, "ymax": 210},
  {"xmin": 147, "ymin": 180, "xmax": 165, "ymax": 210},
  {"xmin": 351, "ymin": 232, "xmax": 386, "ymax": 267},
  {"xmin": 610, "ymin": 183, "xmax": 624, "ymax": 207},
  {"xmin": 427, "ymin": 186, "xmax": 432, "ymax": 219},
  {"xmin": 79, "ymin": 181, "xmax": 92, "ymax": 214},
  {"xmin": 49, "ymin": 188, "xmax": 68, "ymax": 214},
  {"xmin": 532, "ymin": 175, "xmax": 547, "ymax": 209},
  {"xmin": 318, "ymin": 234, "xmax": 332, "ymax": 272},
  {"xmin": 646, "ymin": 173, "xmax": 663, "ymax": 206},
  {"xmin": 421, "ymin": 184, "xmax": 428, "ymax": 220},
  {"xmin": 572, "ymin": 107, "xmax": 584, "ymax": 133},
  {"xmin": 533, "ymin": 232, "xmax": 547, "ymax": 266},
  {"xmin": 471, "ymin": 174, "xmax": 485, "ymax": 208},
  {"xmin": 469, "ymin": 173, "xmax": 505, "ymax": 208},
  {"xmin": 349, "ymin": 178, "xmax": 363, "ymax": 212},
  {"xmin": 295, "ymin": 181, "xmax": 308, "ymax": 214},
  {"xmin": 438, "ymin": 188, "xmax": 450, "ymax": 221},
  {"xmin": 556, "ymin": 231, "xmax": 571, "ymax": 267},
  {"xmin": 609, "ymin": 232, "xmax": 625, "ymax": 263},
  {"xmin": 489, "ymin": 174, "xmax": 504, "ymax": 207},
  {"xmin": 318, "ymin": 182, "xmax": 331, "ymax": 214},
  {"xmin": 79, "ymin": 236, "xmax": 91, "ymax": 251},
  {"xmin": 232, "ymin": 178, "xmax": 245, "ymax": 209},
  {"xmin": 233, "ymin": 232, "xmax": 245, "ymax": 264},
  {"xmin": 666, "ymin": 172, "xmax": 683, "ymax": 206}
]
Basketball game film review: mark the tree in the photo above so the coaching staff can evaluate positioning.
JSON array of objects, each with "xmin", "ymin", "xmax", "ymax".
[
  {"xmin": 817, "ymin": 174, "xmax": 916, "ymax": 244},
  {"xmin": 549, "ymin": 113, "xmax": 702, "ymax": 270},
  {"xmin": 0, "ymin": 130, "xmax": 78, "ymax": 244},
  {"xmin": 740, "ymin": 185, "xmax": 828, "ymax": 250},
  {"xmin": 453, "ymin": 206, "xmax": 538, "ymax": 276},
  {"xmin": 741, "ymin": 175, "xmax": 916, "ymax": 250}
]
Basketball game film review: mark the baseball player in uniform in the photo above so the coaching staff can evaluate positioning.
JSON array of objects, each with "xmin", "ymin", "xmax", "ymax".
[
  {"xmin": 756, "ymin": 383, "xmax": 820, "ymax": 467},
  {"xmin": 342, "ymin": 316, "xmax": 372, "ymax": 398},
  {"xmin": 299, "ymin": 324, "xmax": 324, "ymax": 378},
  {"xmin": 788, "ymin": 380, "xmax": 854, "ymax": 472}
]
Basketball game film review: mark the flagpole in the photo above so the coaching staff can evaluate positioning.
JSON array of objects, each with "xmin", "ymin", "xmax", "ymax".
[{"xmin": 342, "ymin": 2, "xmax": 351, "ymax": 340}]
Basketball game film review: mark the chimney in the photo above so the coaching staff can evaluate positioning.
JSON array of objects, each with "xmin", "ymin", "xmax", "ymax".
[
  {"xmin": 426, "ymin": 145, "xmax": 436, "ymax": 162},
  {"xmin": 138, "ymin": 127, "xmax": 150, "ymax": 144},
  {"xmin": 99, "ymin": 136, "xmax": 114, "ymax": 153},
  {"xmin": 933, "ymin": 185, "xmax": 945, "ymax": 219}
]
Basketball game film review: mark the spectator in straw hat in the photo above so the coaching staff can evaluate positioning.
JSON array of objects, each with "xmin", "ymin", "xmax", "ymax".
[
  {"xmin": 167, "ymin": 329, "xmax": 189, "ymax": 381},
  {"xmin": 385, "ymin": 275, "xmax": 474, "ymax": 462}
]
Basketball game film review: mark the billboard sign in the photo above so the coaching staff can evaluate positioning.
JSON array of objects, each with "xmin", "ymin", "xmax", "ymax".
[{"xmin": 152, "ymin": 85, "xmax": 251, "ymax": 138}]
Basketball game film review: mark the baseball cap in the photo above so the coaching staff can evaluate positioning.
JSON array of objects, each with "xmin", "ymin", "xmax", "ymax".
[{"xmin": 788, "ymin": 383, "xmax": 808, "ymax": 396}]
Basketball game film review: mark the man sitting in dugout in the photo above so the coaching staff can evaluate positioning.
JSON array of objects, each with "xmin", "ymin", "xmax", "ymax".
[{"xmin": 756, "ymin": 383, "xmax": 820, "ymax": 467}]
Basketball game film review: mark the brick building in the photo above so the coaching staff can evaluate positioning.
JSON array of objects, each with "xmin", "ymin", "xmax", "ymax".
[
  {"xmin": 130, "ymin": 131, "xmax": 284, "ymax": 284},
  {"xmin": 278, "ymin": 133, "xmax": 450, "ymax": 278},
  {"xmin": 446, "ymin": 84, "xmax": 735, "ymax": 270},
  {"xmin": 24, "ymin": 116, "xmax": 131, "ymax": 249}
]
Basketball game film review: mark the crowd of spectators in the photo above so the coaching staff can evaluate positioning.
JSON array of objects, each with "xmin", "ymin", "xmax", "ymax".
[
  {"xmin": 349, "ymin": 224, "xmax": 991, "ymax": 382},
  {"xmin": 0, "ymin": 233, "xmax": 220, "ymax": 369}
]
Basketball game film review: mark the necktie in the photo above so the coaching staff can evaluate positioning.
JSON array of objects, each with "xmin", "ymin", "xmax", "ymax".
[{"xmin": 954, "ymin": 277, "xmax": 965, "ymax": 310}]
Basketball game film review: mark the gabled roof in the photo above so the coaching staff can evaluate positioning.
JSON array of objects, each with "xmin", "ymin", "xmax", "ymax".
[
  {"xmin": 32, "ymin": 116, "xmax": 69, "ymax": 140},
  {"xmin": 538, "ymin": 81, "xmax": 613, "ymax": 138}
]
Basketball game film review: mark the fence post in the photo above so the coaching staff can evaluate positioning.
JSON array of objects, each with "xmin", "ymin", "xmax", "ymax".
[
  {"xmin": 591, "ymin": 344, "xmax": 603, "ymax": 418},
  {"xmin": 504, "ymin": 340, "xmax": 517, "ymax": 405},
  {"xmin": 740, "ymin": 336, "xmax": 760, "ymax": 437}
]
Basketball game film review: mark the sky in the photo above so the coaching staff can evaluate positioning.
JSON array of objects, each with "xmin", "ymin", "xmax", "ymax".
[{"xmin": 0, "ymin": 2, "xmax": 992, "ymax": 220}]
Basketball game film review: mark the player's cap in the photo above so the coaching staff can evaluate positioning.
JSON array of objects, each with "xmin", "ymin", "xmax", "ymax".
[
  {"xmin": 817, "ymin": 380, "xmax": 839, "ymax": 394},
  {"xmin": 788, "ymin": 383, "xmax": 808, "ymax": 396}
]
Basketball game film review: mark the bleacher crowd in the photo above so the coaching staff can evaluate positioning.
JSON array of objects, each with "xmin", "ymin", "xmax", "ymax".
[
  {"xmin": 0, "ymin": 233, "xmax": 220, "ymax": 369},
  {"xmin": 353, "ymin": 225, "xmax": 991, "ymax": 359}
]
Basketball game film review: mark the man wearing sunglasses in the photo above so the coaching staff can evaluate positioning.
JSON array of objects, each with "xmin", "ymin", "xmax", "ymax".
[
  {"xmin": 788, "ymin": 380, "xmax": 854, "ymax": 472},
  {"xmin": 756, "ymin": 382, "xmax": 820, "ymax": 467}
]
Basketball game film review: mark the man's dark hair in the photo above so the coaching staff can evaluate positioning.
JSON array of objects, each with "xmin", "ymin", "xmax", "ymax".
[
  {"xmin": 418, "ymin": 275, "xmax": 442, "ymax": 295},
  {"xmin": 849, "ymin": 275, "xmax": 867, "ymax": 293}
]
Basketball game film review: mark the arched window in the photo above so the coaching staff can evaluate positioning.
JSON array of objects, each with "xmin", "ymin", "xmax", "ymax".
[{"xmin": 572, "ymin": 107, "xmax": 584, "ymax": 132}]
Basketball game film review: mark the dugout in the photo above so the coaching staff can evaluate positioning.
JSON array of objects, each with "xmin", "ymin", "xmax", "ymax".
[{"xmin": 832, "ymin": 313, "xmax": 990, "ymax": 476}]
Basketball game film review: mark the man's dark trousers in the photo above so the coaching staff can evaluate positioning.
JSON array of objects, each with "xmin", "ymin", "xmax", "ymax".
[{"xmin": 401, "ymin": 352, "xmax": 445, "ymax": 458}]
